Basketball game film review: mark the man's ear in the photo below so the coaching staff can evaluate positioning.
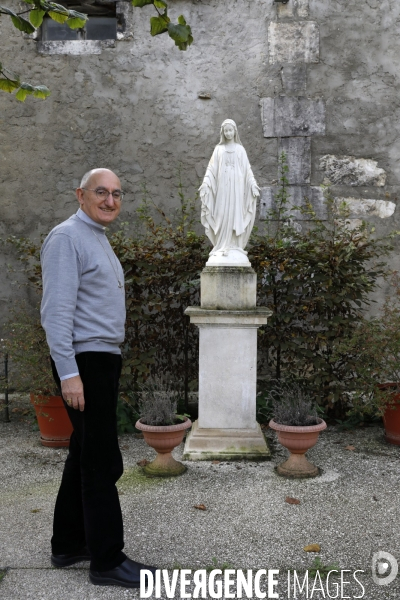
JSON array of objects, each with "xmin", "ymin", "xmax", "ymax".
[{"xmin": 76, "ymin": 188, "xmax": 84, "ymax": 205}]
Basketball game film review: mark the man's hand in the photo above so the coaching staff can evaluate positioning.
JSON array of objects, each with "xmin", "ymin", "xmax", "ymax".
[{"xmin": 61, "ymin": 375, "xmax": 85, "ymax": 411}]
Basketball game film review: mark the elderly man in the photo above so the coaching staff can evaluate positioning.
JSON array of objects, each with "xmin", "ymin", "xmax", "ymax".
[{"xmin": 41, "ymin": 168, "xmax": 155, "ymax": 588}]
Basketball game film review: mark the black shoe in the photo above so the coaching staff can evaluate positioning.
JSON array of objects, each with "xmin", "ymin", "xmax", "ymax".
[
  {"xmin": 89, "ymin": 557, "xmax": 156, "ymax": 589},
  {"xmin": 51, "ymin": 546, "xmax": 91, "ymax": 568}
]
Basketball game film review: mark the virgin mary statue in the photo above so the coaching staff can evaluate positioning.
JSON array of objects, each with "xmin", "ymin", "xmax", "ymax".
[{"xmin": 199, "ymin": 119, "xmax": 260, "ymax": 266}]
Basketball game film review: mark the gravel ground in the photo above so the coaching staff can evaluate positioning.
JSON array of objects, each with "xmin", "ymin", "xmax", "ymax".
[{"xmin": 0, "ymin": 404, "xmax": 399, "ymax": 600}]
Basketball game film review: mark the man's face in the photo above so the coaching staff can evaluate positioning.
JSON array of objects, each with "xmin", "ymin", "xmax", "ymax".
[{"xmin": 76, "ymin": 170, "xmax": 122, "ymax": 226}]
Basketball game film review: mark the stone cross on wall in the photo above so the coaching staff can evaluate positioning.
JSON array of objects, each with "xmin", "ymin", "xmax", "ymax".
[{"xmin": 259, "ymin": 0, "xmax": 393, "ymax": 226}]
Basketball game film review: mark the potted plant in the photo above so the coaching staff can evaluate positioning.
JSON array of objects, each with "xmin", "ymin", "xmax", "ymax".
[
  {"xmin": 335, "ymin": 273, "xmax": 400, "ymax": 445},
  {"xmin": 263, "ymin": 380, "xmax": 327, "ymax": 478},
  {"xmin": 135, "ymin": 377, "xmax": 192, "ymax": 477},
  {"xmin": 3, "ymin": 302, "xmax": 73, "ymax": 447}
]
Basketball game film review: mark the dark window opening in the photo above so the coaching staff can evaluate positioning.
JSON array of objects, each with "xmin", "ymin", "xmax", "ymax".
[{"xmin": 42, "ymin": 0, "xmax": 118, "ymax": 41}]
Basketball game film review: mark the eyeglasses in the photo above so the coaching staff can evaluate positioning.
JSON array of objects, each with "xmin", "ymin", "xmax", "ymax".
[{"xmin": 82, "ymin": 187, "xmax": 125, "ymax": 201}]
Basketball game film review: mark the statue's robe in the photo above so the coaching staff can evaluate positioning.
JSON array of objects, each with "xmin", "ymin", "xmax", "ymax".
[{"xmin": 200, "ymin": 143, "xmax": 257, "ymax": 255}]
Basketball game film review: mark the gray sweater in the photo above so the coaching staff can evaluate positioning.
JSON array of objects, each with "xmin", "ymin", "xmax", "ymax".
[{"xmin": 41, "ymin": 209, "xmax": 126, "ymax": 379}]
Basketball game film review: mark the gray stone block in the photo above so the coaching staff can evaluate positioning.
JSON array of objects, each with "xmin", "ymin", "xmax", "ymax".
[
  {"xmin": 259, "ymin": 187, "xmax": 275, "ymax": 219},
  {"xmin": 259, "ymin": 186, "xmax": 327, "ymax": 220},
  {"xmin": 276, "ymin": 0, "xmax": 294, "ymax": 19},
  {"xmin": 281, "ymin": 64, "xmax": 307, "ymax": 94},
  {"xmin": 268, "ymin": 22, "xmax": 319, "ymax": 64},
  {"xmin": 320, "ymin": 155, "xmax": 386, "ymax": 186},
  {"xmin": 260, "ymin": 97, "xmax": 275, "ymax": 138},
  {"xmin": 276, "ymin": 0, "xmax": 309, "ymax": 19},
  {"xmin": 201, "ymin": 267, "xmax": 257, "ymax": 310},
  {"xmin": 261, "ymin": 96, "xmax": 326, "ymax": 138},
  {"xmin": 279, "ymin": 137, "xmax": 311, "ymax": 184},
  {"xmin": 335, "ymin": 198, "xmax": 396, "ymax": 219},
  {"xmin": 296, "ymin": 0, "xmax": 310, "ymax": 18}
]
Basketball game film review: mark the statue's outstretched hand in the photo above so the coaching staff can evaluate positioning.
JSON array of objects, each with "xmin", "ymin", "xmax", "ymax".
[{"xmin": 252, "ymin": 183, "xmax": 260, "ymax": 198}]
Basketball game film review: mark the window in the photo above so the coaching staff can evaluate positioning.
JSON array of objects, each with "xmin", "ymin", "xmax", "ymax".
[
  {"xmin": 36, "ymin": 0, "xmax": 132, "ymax": 54},
  {"xmin": 41, "ymin": 0, "xmax": 117, "ymax": 41}
]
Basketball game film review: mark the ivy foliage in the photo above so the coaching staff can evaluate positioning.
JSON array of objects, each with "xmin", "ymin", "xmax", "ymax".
[
  {"xmin": 1, "ymin": 0, "xmax": 192, "ymax": 100},
  {"xmin": 250, "ymin": 152, "xmax": 396, "ymax": 417}
]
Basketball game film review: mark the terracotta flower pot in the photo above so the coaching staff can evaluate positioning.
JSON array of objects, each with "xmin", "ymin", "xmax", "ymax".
[
  {"xmin": 378, "ymin": 384, "xmax": 400, "ymax": 446},
  {"xmin": 135, "ymin": 417, "xmax": 192, "ymax": 477},
  {"xmin": 30, "ymin": 394, "xmax": 73, "ymax": 448},
  {"xmin": 269, "ymin": 418, "xmax": 327, "ymax": 478}
]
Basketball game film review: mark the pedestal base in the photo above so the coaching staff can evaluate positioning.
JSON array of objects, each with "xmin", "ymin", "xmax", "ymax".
[{"xmin": 183, "ymin": 420, "xmax": 271, "ymax": 461}]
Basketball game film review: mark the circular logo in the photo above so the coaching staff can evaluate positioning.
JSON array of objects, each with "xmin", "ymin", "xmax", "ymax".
[{"xmin": 372, "ymin": 551, "xmax": 398, "ymax": 586}]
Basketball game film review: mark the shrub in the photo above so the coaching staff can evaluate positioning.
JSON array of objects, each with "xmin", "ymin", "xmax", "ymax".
[
  {"xmin": 331, "ymin": 272, "xmax": 400, "ymax": 418},
  {"xmin": 3, "ymin": 302, "xmax": 58, "ymax": 395},
  {"xmin": 250, "ymin": 153, "xmax": 395, "ymax": 417}
]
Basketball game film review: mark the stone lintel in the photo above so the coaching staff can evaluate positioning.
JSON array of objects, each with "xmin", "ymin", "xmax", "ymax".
[
  {"xmin": 37, "ymin": 40, "xmax": 115, "ymax": 55},
  {"xmin": 183, "ymin": 420, "xmax": 271, "ymax": 461},
  {"xmin": 185, "ymin": 307, "xmax": 272, "ymax": 327}
]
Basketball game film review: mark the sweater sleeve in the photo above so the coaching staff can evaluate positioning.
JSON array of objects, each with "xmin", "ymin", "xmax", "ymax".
[{"xmin": 40, "ymin": 232, "xmax": 82, "ymax": 378}]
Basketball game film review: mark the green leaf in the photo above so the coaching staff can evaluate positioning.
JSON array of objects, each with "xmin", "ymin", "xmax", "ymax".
[
  {"xmin": 30, "ymin": 9, "xmax": 46, "ymax": 27},
  {"xmin": 11, "ymin": 14, "xmax": 36, "ymax": 33},
  {"xmin": 45, "ymin": 1, "xmax": 70, "ymax": 11},
  {"xmin": 48, "ymin": 10, "xmax": 68, "ymax": 23},
  {"xmin": 167, "ymin": 21, "xmax": 193, "ymax": 50},
  {"xmin": 33, "ymin": 85, "xmax": 51, "ymax": 99},
  {"xmin": 0, "ymin": 78, "xmax": 19, "ymax": 93},
  {"xmin": 150, "ymin": 14, "xmax": 169, "ymax": 36},
  {"xmin": 19, "ymin": 82, "xmax": 35, "ymax": 93},
  {"xmin": 66, "ymin": 16, "xmax": 86, "ymax": 29},
  {"xmin": 154, "ymin": 0, "xmax": 167, "ymax": 8},
  {"xmin": 131, "ymin": 0, "xmax": 153, "ymax": 6},
  {"xmin": 67, "ymin": 9, "xmax": 87, "ymax": 19},
  {"xmin": 0, "ymin": 6, "xmax": 37, "ymax": 33},
  {"xmin": 15, "ymin": 88, "xmax": 29, "ymax": 102}
]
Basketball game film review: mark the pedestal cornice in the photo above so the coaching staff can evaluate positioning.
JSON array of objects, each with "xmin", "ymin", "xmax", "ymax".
[{"xmin": 185, "ymin": 306, "xmax": 272, "ymax": 327}]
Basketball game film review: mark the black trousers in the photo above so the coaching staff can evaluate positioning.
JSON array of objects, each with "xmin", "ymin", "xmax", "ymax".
[{"xmin": 51, "ymin": 352, "xmax": 126, "ymax": 571}]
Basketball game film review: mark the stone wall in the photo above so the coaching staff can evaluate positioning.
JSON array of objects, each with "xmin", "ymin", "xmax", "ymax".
[{"xmin": 1, "ymin": 0, "xmax": 400, "ymax": 321}]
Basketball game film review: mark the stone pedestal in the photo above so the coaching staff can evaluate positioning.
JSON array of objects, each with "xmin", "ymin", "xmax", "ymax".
[
  {"xmin": 183, "ymin": 266, "xmax": 272, "ymax": 461},
  {"xmin": 201, "ymin": 266, "xmax": 256, "ymax": 310}
]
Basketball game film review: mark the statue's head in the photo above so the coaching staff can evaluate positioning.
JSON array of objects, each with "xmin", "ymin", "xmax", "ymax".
[{"xmin": 219, "ymin": 119, "xmax": 242, "ymax": 145}]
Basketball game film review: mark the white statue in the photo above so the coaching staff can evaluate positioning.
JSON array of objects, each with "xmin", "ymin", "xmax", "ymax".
[{"xmin": 199, "ymin": 119, "xmax": 260, "ymax": 266}]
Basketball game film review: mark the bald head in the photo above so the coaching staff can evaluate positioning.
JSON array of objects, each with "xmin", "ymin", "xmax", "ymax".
[{"xmin": 80, "ymin": 168, "xmax": 119, "ymax": 189}]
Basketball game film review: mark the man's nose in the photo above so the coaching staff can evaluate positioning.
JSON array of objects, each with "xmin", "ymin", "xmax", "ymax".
[{"xmin": 104, "ymin": 193, "xmax": 115, "ymax": 206}]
